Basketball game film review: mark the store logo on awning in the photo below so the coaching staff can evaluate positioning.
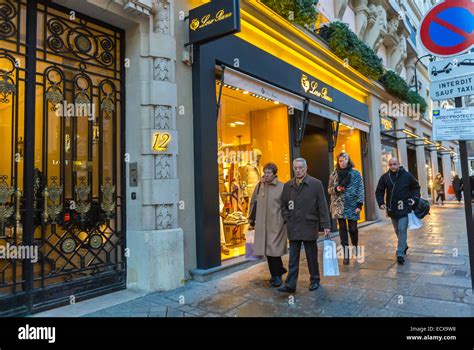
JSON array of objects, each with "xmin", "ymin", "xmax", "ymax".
[
  {"xmin": 300, "ymin": 74, "xmax": 333, "ymax": 102},
  {"xmin": 188, "ymin": 0, "xmax": 240, "ymax": 46}
]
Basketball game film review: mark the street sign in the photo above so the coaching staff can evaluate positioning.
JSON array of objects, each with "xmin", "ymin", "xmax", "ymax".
[
  {"xmin": 430, "ymin": 73, "xmax": 474, "ymax": 100},
  {"xmin": 432, "ymin": 107, "xmax": 474, "ymax": 141},
  {"xmin": 429, "ymin": 52, "xmax": 474, "ymax": 82},
  {"xmin": 420, "ymin": 0, "xmax": 474, "ymax": 57}
]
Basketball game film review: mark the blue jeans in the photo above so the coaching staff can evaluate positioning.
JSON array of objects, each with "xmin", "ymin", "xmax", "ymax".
[{"xmin": 390, "ymin": 216, "xmax": 408, "ymax": 257}]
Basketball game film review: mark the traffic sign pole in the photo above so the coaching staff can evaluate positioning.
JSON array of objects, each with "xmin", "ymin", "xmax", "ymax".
[{"xmin": 457, "ymin": 96, "xmax": 474, "ymax": 290}]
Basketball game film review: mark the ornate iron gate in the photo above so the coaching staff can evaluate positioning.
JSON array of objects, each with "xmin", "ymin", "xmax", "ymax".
[{"xmin": 0, "ymin": 0, "xmax": 126, "ymax": 315}]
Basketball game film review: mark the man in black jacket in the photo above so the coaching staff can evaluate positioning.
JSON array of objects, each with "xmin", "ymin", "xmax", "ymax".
[
  {"xmin": 278, "ymin": 158, "xmax": 331, "ymax": 293},
  {"xmin": 375, "ymin": 158, "xmax": 420, "ymax": 264}
]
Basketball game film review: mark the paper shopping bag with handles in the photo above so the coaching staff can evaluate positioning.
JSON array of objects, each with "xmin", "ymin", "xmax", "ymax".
[{"xmin": 323, "ymin": 239, "xmax": 340, "ymax": 277}]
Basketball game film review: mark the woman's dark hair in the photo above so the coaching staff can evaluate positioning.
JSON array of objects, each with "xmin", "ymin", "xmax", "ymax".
[
  {"xmin": 263, "ymin": 162, "xmax": 278, "ymax": 175},
  {"xmin": 336, "ymin": 152, "xmax": 355, "ymax": 169}
]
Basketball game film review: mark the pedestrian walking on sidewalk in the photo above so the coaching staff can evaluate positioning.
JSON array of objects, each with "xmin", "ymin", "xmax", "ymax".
[
  {"xmin": 248, "ymin": 163, "xmax": 288, "ymax": 288},
  {"xmin": 328, "ymin": 152, "xmax": 365, "ymax": 265},
  {"xmin": 375, "ymin": 158, "xmax": 420, "ymax": 265},
  {"xmin": 278, "ymin": 158, "xmax": 331, "ymax": 293},
  {"xmin": 434, "ymin": 173, "xmax": 445, "ymax": 205},
  {"xmin": 452, "ymin": 175, "xmax": 462, "ymax": 203}
]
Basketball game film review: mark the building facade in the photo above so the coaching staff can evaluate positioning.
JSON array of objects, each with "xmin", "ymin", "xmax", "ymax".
[{"xmin": 0, "ymin": 0, "xmax": 463, "ymax": 316}]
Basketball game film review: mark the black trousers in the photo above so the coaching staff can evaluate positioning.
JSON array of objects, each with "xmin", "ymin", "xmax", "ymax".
[
  {"xmin": 338, "ymin": 219, "xmax": 359, "ymax": 255},
  {"xmin": 267, "ymin": 256, "xmax": 287, "ymax": 278},
  {"xmin": 455, "ymin": 190, "xmax": 462, "ymax": 202},
  {"xmin": 436, "ymin": 191, "xmax": 445, "ymax": 203},
  {"xmin": 285, "ymin": 240, "xmax": 319, "ymax": 290}
]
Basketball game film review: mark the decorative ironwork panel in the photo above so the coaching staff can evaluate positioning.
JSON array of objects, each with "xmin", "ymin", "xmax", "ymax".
[{"xmin": 0, "ymin": 0, "xmax": 124, "ymax": 315}]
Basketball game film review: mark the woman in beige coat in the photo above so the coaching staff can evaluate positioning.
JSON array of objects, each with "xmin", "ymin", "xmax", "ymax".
[{"xmin": 248, "ymin": 162, "xmax": 288, "ymax": 287}]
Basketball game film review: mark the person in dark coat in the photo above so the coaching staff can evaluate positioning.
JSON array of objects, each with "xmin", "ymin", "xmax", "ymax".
[
  {"xmin": 278, "ymin": 158, "xmax": 331, "ymax": 293},
  {"xmin": 375, "ymin": 158, "xmax": 420, "ymax": 264},
  {"xmin": 452, "ymin": 175, "xmax": 462, "ymax": 203}
]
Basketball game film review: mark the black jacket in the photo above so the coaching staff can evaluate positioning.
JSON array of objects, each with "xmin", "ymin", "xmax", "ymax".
[
  {"xmin": 281, "ymin": 175, "xmax": 331, "ymax": 241},
  {"xmin": 375, "ymin": 166, "xmax": 421, "ymax": 219}
]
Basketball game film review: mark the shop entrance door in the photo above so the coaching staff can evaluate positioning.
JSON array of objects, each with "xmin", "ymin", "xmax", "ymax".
[
  {"xmin": 0, "ymin": 0, "xmax": 125, "ymax": 315},
  {"xmin": 300, "ymin": 124, "xmax": 331, "ymax": 197}
]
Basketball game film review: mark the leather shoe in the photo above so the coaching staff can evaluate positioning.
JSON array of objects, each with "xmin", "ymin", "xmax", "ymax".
[
  {"xmin": 404, "ymin": 245, "xmax": 409, "ymax": 255},
  {"xmin": 397, "ymin": 256, "xmax": 405, "ymax": 264},
  {"xmin": 271, "ymin": 275, "xmax": 283, "ymax": 288},
  {"xmin": 309, "ymin": 282, "xmax": 320, "ymax": 291},
  {"xmin": 277, "ymin": 285, "xmax": 296, "ymax": 293}
]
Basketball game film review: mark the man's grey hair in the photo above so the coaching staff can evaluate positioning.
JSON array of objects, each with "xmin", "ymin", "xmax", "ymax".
[{"xmin": 293, "ymin": 158, "xmax": 307, "ymax": 167}]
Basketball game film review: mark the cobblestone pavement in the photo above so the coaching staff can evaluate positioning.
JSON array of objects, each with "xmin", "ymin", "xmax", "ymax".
[{"xmin": 83, "ymin": 202, "xmax": 474, "ymax": 317}]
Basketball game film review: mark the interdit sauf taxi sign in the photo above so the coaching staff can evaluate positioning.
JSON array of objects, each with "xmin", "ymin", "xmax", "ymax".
[{"xmin": 432, "ymin": 107, "xmax": 474, "ymax": 141}]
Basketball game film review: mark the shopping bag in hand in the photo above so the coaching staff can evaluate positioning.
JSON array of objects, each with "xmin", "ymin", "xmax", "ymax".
[
  {"xmin": 245, "ymin": 229, "xmax": 260, "ymax": 261},
  {"xmin": 323, "ymin": 239, "xmax": 340, "ymax": 277},
  {"xmin": 408, "ymin": 212, "xmax": 423, "ymax": 230}
]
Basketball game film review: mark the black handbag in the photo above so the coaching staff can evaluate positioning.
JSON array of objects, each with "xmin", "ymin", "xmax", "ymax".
[{"xmin": 248, "ymin": 182, "xmax": 262, "ymax": 225}]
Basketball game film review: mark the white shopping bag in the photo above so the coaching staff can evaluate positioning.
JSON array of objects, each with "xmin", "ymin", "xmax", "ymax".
[
  {"xmin": 323, "ymin": 239, "xmax": 340, "ymax": 277},
  {"xmin": 408, "ymin": 212, "xmax": 423, "ymax": 230}
]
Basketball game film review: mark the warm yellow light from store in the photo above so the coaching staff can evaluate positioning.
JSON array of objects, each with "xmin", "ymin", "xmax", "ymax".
[{"xmin": 243, "ymin": 90, "xmax": 249, "ymax": 94}]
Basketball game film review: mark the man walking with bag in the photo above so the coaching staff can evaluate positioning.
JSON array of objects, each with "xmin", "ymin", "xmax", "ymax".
[
  {"xmin": 278, "ymin": 158, "xmax": 331, "ymax": 293},
  {"xmin": 375, "ymin": 158, "xmax": 420, "ymax": 264}
]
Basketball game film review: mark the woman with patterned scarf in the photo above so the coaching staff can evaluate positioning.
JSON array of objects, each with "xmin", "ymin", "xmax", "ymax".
[{"xmin": 328, "ymin": 152, "xmax": 365, "ymax": 265}]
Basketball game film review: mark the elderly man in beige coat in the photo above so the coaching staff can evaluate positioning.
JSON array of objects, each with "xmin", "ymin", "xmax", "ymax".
[{"xmin": 249, "ymin": 162, "xmax": 288, "ymax": 287}]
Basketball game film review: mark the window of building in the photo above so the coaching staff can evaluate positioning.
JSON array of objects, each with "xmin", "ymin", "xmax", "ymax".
[{"xmin": 216, "ymin": 81, "xmax": 291, "ymax": 261}]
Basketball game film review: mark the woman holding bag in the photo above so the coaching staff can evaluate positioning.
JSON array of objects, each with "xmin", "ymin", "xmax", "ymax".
[
  {"xmin": 328, "ymin": 152, "xmax": 365, "ymax": 265},
  {"xmin": 248, "ymin": 162, "xmax": 288, "ymax": 287}
]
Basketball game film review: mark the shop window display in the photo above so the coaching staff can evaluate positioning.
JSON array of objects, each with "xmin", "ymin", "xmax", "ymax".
[
  {"xmin": 381, "ymin": 144, "xmax": 398, "ymax": 173},
  {"xmin": 216, "ymin": 82, "xmax": 291, "ymax": 260}
]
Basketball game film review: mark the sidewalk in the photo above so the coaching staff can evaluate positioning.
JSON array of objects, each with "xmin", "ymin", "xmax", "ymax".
[{"xmin": 37, "ymin": 202, "xmax": 474, "ymax": 317}]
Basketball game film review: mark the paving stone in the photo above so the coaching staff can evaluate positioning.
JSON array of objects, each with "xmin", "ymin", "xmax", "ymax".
[
  {"xmin": 355, "ymin": 306, "xmax": 396, "ymax": 317},
  {"xmin": 225, "ymin": 300, "xmax": 279, "ymax": 317},
  {"xmin": 416, "ymin": 275, "xmax": 472, "ymax": 289},
  {"xmin": 413, "ymin": 283, "xmax": 466, "ymax": 302},
  {"xmin": 359, "ymin": 258, "xmax": 397, "ymax": 270},
  {"xmin": 386, "ymin": 262, "xmax": 447, "ymax": 276},
  {"xmin": 319, "ymin": 301, "xmax": 361, "ymax": 317},
  {"xmin": 420, "ymin": 256, "xmax": 467, "ymax": 265},
  {"xmin": 385, "ymin": 295, "xmax": 474, "ymax": 317},
  {"xmin": 356, "ymin": 290, "xmax": 395, "ymax": 308},
  {"xmin": 195, "ymin": 293, "xmax": 247, "ymax": 314},
  {"xmin": 166, "ymin": 308, "xmax": 185, "ymax": 317}
]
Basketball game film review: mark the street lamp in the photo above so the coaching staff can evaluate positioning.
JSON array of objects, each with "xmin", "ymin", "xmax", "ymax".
[{"xmin": 409, "ymin": 53, "xmax": 435, "ymax": 92}]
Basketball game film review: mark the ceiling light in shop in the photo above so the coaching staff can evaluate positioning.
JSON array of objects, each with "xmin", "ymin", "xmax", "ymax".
[
  {"xmin": 274, "ymin": 101, "xmax": 280, "ymax": 104},
  {"xmin": 234, "ymin": 121, "xmax": 246, "ymax": 125},
  {"xmin": 243, "ymin": 90, "xmax": 249, "ymax": 94},
  {"xmin": 228, "ymin": 123, "xmax": 237, "ymax": 128}
]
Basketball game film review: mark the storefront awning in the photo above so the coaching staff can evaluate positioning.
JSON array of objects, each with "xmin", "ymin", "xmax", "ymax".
[{"xmin": 221, "ymin": 66, "xmax": 371, "ymax": 133}]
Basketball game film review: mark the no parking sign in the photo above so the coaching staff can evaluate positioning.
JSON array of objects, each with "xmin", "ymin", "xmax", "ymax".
[{"xmin": 420, "ymin": 0, "xmax": 474, "ymax": 57}]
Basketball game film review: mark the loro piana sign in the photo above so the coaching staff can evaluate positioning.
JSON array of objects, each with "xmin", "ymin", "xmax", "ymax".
[{"xmin": 188, "ymin": 0, "xmax": 241, "ymax": 46}]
